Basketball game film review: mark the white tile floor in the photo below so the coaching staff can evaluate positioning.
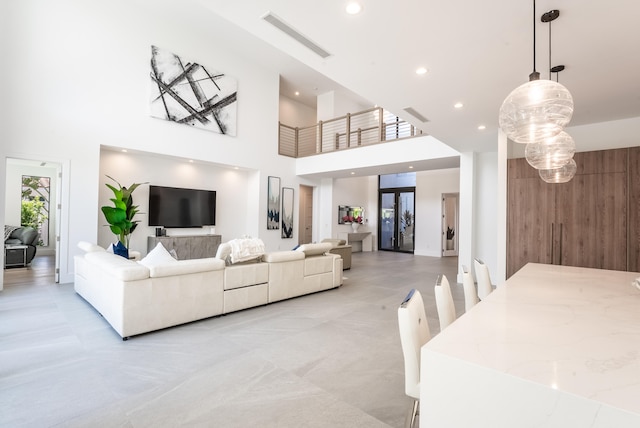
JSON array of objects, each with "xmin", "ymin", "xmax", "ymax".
[{"xmin": 1, "ymin": 252, "xmax": 463, "ymax": 427}]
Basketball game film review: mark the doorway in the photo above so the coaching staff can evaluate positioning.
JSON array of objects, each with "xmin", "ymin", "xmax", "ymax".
[
  {"xmin": 3, "ymin": 158, "xmax": 62, "ymax": 286},
  {"xmin": 442, "ymin": 193, "xmax": 459, "ymax": 257},
  {"xmin": 379, "ymin": 189, "xmax": 415, "ymax": 253},
  {"xmin": 298, "ymin": 185, "xmax": 313, "ymax": 245}
]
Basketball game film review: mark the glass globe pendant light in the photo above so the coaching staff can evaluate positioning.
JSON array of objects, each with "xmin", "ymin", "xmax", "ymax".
[
  {"xmin": 498, "ymin": 1, "xmax": 574, "ymax": 144},
  {"xmin": 525, "ymin": 131, "xmax": 575, "ymax": 169},
  {"xmin": 539, "ymin": 158, "xmax": 577, "ymax": 183}
]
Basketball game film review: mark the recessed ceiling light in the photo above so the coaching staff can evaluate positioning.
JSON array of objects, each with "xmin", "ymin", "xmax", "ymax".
[
  {"xmin": 189, "ymin": 159, "xmax": 194, "ymax": 163},
  {"xmin": 454, "ymin": 102, "xmax": 463, "ymax": 109},
  {"xmin": 121, "ymin": 149, "xmax": 127, "ymax": 153},
  {"xmin": 350, "ymin": 172, "xmax": 356, "ymax": 175},
  {"xmin": 295, "ymin": 91, "xmax": 300, "ymax": 96},
  {"xmin": 416, "ymin": 67, "xmax": 428, "ymax": 75},
  {"xmin": 346, "ymin": 2, "xmax": 362, "ymax": 14},
  {"xmin": 478, "ymin": 125, "xmax": 486, "ymax": 130},
  {"xmin": 409, "ymin": 166, "xmax": 414, "ymax": 169}
]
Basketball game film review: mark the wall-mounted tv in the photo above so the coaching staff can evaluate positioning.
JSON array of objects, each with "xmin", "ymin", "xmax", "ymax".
[{"xmin": 148, "ymin": 185, "xmax": 216, "ymax": 228}]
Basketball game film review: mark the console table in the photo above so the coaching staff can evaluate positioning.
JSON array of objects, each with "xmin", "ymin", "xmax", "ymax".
[
  {"xmin": 5, "ymin": 245, "xmax": 28, "ymax": 268},
  {"xmin": 420, "ymin": 263, "xmax": 640, "ymax": 427},
  {"xmin": 338, "ymin": 231, "xmax": 372, "ymax": 252},
  {"xmin": 147, "ymin": 235, "xmax": 221, "ymax": 260}
]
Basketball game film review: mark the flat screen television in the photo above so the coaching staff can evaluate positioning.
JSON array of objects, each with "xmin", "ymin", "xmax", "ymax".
[{"xmin": 148, "ymin": 185, "xmax": 216, "ymax": 228}]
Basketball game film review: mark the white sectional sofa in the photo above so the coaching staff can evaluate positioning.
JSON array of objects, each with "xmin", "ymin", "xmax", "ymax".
[{"xmin": 74, "ymin": 241, "xmax": 343, "ymax": 339}]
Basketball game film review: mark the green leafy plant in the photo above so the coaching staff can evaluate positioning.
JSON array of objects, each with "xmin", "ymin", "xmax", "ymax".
[{"xmin": 101, "ymin": 175, "xmax": 146, "ymax": 248}]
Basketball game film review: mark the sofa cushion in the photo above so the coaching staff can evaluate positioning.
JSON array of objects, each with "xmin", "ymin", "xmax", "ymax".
[
  {"xmin": 84, "ymin": 251, "xmax": 149, "ymax": 281},
  {"xmin": 148, "ymin": 257, "xmax": 225, "ymax": 278},
  {"xmin": 321, "ymin": 238, "xmax": 347, "ymax": 247},
  {"xmin": 262, "ymin": 251, "xmax": 305, "ymax": 263},
  {"xmin": 296, "ymin": 243, "xmax": 332, "ymax": 257},
  {"xmin": 138, "ymin": 242, "xmax": 178, "ymax": 268}
]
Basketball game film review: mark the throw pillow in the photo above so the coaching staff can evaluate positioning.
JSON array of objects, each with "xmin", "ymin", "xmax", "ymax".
[
  {"xmin": 113, "ymin": 241, "xmax": 129, "ymax": 259},
  {"xmin": 138, "ymin": 242, "xmax": 178, "ymax": 268}
]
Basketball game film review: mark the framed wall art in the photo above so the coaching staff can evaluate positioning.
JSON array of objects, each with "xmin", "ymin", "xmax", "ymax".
[
  {"xmin": 267, "ymin": 176, "xmax": 280, "ymax": 230},
  {"xmin": 149, "ymin": 45, "xmax": 237, "ymax": 136},
  {"xmin": 281, "ymin": 187, "xmax": 294, "ymax": 238}
]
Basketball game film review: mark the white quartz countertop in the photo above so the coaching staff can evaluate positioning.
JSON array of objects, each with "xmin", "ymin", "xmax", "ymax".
[{"xmin": 423, "ymin": 263, "xmax": 640, "ymax": 417}]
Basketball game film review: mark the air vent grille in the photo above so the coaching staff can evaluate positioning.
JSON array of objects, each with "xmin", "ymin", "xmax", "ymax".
[{"xmin": 262, "ymin": 12, "xmax": 331, "ymax": 59}]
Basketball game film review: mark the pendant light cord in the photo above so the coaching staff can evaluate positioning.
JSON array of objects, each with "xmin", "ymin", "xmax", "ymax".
[
  {"xmin": 529, "ymin": 0, "xmax": 540, "ymax": 80},
  {"xmin": 532, "ymin": 0, "xmax": 537, "ymax": 73}
]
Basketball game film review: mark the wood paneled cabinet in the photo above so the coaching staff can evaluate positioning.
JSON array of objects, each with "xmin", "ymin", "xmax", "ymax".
[{"xmin": 507, "ymin": 148, "xmax": 633, "ymax": 278}]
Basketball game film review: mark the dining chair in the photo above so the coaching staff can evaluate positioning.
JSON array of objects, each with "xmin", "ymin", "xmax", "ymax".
[
  {"xmin": 398, "ymin": 288, "xmax": 431, "ymax": 428},
  {"xmin": 461, "ymin": 265, "xmax": 479, "ymax": 311},
  {"xmin": 474, "ymin": 258, "xmax": 493, "ymax": 300},
  {"xmin": 434, "ymin": 274, "xmax": 456, "ymax": 331}
]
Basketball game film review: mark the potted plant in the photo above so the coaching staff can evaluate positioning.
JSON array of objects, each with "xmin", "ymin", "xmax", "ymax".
[{"xmin": 101, "ymin": 175, "xmax": 146, "ymax": 258}]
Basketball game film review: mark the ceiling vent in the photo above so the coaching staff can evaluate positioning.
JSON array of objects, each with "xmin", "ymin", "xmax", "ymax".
[
  {"xmin": 262, "ymin": 12, "xmax": 331, "ymax": 59},
  {"xmin": 403, "ymin": 107, "xmax": 430, "ymax": 123}
]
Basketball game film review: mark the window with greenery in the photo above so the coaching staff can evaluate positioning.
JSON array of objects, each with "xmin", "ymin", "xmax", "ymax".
[{"xmin": 21, "ymin": 175, "xmax": 50, "ymax": 246}]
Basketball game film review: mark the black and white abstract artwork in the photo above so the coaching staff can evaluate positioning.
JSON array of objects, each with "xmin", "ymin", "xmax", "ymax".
[
  {"xmin": 149, "ymin": 45, "xmax": 237, "ymax": 136},
  {"xmin": 281, "ymin": 187, "xmax": 294, "ymax": 238},
  {"xmin": 267, "ymin": 176, "xmax": 280, "ymax": 230}
]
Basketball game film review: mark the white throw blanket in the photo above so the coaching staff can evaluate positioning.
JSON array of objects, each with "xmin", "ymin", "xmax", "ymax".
[{"xmin": 228, "ymin": 238, "xmax": 265, "ymax": 264}]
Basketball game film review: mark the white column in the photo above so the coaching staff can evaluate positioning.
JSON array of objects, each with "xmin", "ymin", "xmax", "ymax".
[
  {"xmin": 457, "ymin": 152, "xmax": 476, "ymax": 283},
  {"xmin": 496, "ymin": 129, "xmax": 508, "ymax": 284}
]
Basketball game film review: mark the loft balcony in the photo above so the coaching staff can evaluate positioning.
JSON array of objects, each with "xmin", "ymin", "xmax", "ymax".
[{"xmin": 278, "ymin": 107, "xmax": 424, "ymax": 158}]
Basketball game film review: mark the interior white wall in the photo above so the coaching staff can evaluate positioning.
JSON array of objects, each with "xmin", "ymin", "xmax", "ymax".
[
  {"xmin": 473, "ymin": 152, "xmax": 499, "ymax": 284},
  {"xmin": 4, "ymin": 161, "xmax": 58, "ymax": 256},
  {"xmin": 279, "ymin": 95, "xmax": 317, "ymax": 127},
  {"xmin": 99, "ymin": 149, "xmax": 255, "ymax": 255},
  {"xmin": 317, "ymin": 90, "xmax": 371, "ymax": 120},
  {"xmin": 414, "ymin": 169, "xmax": 460, "ymax": 257},
  {"xmin": 0, "ymin": 0, "xmax": 309, "ymax": 286},
  {"xmin": 332, "ymin": 176, "xmax": 374, "ymax": 241}
]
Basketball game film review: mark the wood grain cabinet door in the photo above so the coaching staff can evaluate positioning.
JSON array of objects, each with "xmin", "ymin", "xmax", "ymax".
[
  {"xmin": 555, "ymin": 169, "xmax": 627, "ymax": 270},
  {"xmin": 507, "ymin": 159, "xmax": 555, "ymax": 277},
  {"xmin": 507, "ymin": 148, "xmax": 629, "ymax": 277}
]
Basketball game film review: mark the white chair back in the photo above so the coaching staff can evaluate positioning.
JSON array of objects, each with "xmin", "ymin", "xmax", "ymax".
[
  {"xmin": 434, "ymin": 274, "xmax": 456, "ymax": 331},
  {"xmin": 397, "ymin": 289, "xmax": 431, "ymax": 399},
  {"xmin": 461, "ymin": 265, "xmax": 479, "ymax": 311},
  {"xmin": 474, "ymin": 258, "xmax": 493, "ymax": 300}
]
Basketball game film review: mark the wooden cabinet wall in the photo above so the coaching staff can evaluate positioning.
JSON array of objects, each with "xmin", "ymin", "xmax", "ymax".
[{"xmin": 507, "ymin": 147, "xmax": 637, "ymax": 278}]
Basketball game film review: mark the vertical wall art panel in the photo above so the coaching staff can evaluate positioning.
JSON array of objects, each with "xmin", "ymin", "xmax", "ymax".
[
  {"xmin": 149, "ymin": 45, "xmax": 237, "ymax": 136},
  {"xmin": 267, "ymin": 176, "xmax": 280, "ymax": 230},
  {"xmin": 281, "ymin": 187, "xmax": 294, "ymax": 238}
]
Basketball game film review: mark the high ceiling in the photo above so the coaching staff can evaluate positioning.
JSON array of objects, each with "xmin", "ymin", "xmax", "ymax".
[{"xmin": 193, "ymin": 0, "xmax": 640, "ymax": 155}]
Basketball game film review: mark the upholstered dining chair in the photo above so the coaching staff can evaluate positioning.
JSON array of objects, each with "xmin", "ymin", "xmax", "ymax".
[
  {"xmin": 474, "ymin": 258, "xmax": 494, "ymax": 300},
  {"xmin": 398, "ymin": 289, "xmax": 431, "ymax": 428},
  {"xmin": 434, "ymin": 274, "xmax": 456, "ymax": 331},
  {"xmin": 461, "ymin": 265, "xmax": 479, "ymax": 312}
]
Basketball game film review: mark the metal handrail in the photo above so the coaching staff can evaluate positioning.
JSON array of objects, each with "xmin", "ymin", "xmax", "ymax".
[{"xmin": 278, "ymin": 107, "xmax": 424, "ymax": 158}]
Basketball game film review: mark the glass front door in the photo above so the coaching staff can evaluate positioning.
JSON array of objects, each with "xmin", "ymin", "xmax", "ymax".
[{"xmin": 379, "ymin": 190, "xmax": 415, "ymax": 253}]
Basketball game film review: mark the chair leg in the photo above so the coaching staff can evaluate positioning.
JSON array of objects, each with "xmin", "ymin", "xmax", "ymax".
[{"xmin": 405, "ymin": 399, "xmax": 419, "ymax": 428}]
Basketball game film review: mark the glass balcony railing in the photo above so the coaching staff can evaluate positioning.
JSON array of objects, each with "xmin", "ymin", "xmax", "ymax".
[{"xmin": 279, "ymin": 107, "xmax": 424, "ymax": 158}]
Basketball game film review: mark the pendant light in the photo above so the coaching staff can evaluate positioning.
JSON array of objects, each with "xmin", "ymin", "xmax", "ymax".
[
  {"xmin": 539, "ymin": 158, "xmax": 577, "ymax": 183},
  {"xmin": 499, "ymin": 0, "xmax": 574, "ymax": 144},
  {"xmin": 525, "ymin": 131, "xmax": 575, "ymax": 169},
  {"xmin": 525, "ymin": 9, "xmax": 576, "ymax": 170}
]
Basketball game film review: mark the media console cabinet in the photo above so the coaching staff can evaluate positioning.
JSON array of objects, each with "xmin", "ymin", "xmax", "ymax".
[{"xmin": 147, "ymin": 234, "xmax": 221, "ymax": 260}]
